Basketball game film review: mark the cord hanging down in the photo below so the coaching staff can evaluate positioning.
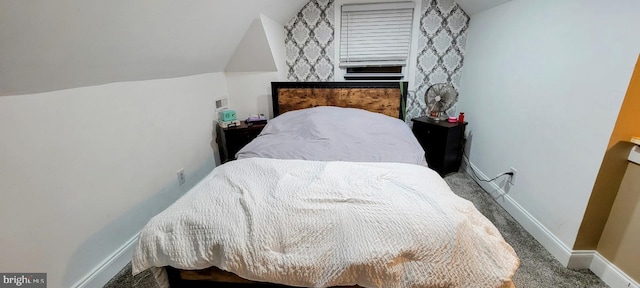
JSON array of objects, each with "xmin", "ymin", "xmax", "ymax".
[
  {"xmin": 463, "ymin": 151, "xmax": 514, "ymax": 183},
  {"xmin": 472, "ymin": 170, "xmax": 514, "ymax": 183}
]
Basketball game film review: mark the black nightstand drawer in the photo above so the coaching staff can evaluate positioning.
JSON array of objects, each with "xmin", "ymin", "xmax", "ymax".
[
  {"xmin": 216, "ymin": 121, "xmax": 266, "ymax": 163},
  {"xmin": 411, "ymin": 117, "xmax": 467, "ymax": 176}
]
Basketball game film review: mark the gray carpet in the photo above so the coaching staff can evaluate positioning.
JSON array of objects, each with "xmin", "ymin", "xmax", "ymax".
[{"xmin": 104, "ymin": 172, "xmax": 608, "ymax": 288}]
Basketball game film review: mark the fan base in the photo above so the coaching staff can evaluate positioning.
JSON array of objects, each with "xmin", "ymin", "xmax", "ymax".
[
  {"xmin": 428, "ymin": 116, "xmax": 448, "ymax": 121},
  {"xmin": 427, "ymin": 111, "xmax": 449, "ymax": 121}
]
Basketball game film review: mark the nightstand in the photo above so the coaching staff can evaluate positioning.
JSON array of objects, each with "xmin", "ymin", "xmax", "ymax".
[
  {"xmin": 411, "ymin": 116, "xmax": 467, "ymax": 177},
  {"xmin": 216, "ymin": 121, "xmax": 266, "ymax": 163}
]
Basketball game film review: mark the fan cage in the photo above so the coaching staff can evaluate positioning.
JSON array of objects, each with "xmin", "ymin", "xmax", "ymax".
[{"xmin": 425, "ymin": 83, "xmax": 457, "ymax": 121}]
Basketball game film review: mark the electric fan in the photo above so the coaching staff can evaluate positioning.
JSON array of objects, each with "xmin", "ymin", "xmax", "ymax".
[{"xmin": 425, "ymin": 83, "xmax": 458, "ymax": 121}]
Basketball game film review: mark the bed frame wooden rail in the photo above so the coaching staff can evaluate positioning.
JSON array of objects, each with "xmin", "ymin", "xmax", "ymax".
[{"xmin": 271, "ymin": 81, "xmax": 408, "ymax": 119}]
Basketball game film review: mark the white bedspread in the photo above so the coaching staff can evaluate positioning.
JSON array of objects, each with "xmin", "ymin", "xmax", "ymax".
[{"xmin": 132, "ymin": 158, "xmax": 518, "ymax": 288}]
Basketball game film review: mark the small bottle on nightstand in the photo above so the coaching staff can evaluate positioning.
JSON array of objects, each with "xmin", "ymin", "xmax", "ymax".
[{"xmin": 458, "ymin": 112, "xmax": 465, "ymax": 123}]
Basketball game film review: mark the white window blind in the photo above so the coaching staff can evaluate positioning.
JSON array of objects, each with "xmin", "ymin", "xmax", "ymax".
[{"xmin": 340, "ymin": 2, "xmax": 415, "ymax": 68}]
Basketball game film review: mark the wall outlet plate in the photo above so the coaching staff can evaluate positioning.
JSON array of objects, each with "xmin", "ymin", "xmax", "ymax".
[{"xmin": 177, "ymin": 169, "xmax": 186, "ymax": 186}]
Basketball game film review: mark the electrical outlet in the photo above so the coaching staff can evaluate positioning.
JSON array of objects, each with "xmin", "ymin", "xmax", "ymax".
[
  {"xmin": 510, "ymin": 167, "xmax": 517, "ymax": 185},
  {"xmin": 177, "ymin": 169, "xmax": 186, "ymax": 186}
]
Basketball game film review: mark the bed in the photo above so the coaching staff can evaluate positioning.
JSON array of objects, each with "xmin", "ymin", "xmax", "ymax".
[{"xmin": 132, "ymin": 82, "xmax": 519, "ymax": 288}]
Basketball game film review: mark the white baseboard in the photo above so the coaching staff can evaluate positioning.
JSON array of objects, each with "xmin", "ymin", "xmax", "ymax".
[
  {"xmin": 567, "ymin": 250, "xmax": 595, "ymax": 269},
  {"xmin": 462, "ymin": 158, "xmax": 574, "ymax": 267},
  {"xmin": 462, "ymin": 158, "xmax": 640, "ymax": 287},
  {"xmin": 590, "ymin": 252, "xmax": 640, "ymax": 288},
  {"xmin": 72, "ymin": 233, "xmax": 139, "ymax": 288}
]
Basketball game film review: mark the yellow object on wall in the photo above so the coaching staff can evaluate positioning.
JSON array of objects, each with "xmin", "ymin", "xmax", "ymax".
[
  {"xmin": 606, "ymin": 57, "xmax": 640, "ymax": 150},
  {"xmin": 574, "ymin": 55, "xmax": 640, "ymax": 283}
]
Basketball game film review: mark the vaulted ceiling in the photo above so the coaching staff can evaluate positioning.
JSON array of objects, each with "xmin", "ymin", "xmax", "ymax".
[
  {"xmin": 0, "ymin": 0, "xmax": 511, "ymax": 96},
  {"xmin": 455, "ymin": 0, "xmax": 511, "ymax": 15},
  {"xmin": 0, "ymin": 0, "xmax": 305, "ymax": 96}
]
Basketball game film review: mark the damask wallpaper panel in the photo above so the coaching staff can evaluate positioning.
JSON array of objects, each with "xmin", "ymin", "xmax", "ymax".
[
  {"xmin": 284, "ymin": 0, "xmax": 469, "ymax": 121},
  {"xmin": 407, "ymin": 0, "xmax": 469, "ymax": 120},
  {"xmin": 285, "ymin": 0, "xmax": 335, "ymax": 81}
]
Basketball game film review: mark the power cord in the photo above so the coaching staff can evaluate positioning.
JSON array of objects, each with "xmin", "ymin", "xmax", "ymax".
[
  {"xmin": 463, "ymin": 150, "xmax": 514, "ymax": 183},
  {"xmin": 472, "ymin": 170, "xmax": 513, "ymax": 183}
]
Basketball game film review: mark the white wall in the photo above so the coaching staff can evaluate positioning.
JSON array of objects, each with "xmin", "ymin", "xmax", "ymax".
[
  {"xmin": 0, "ymin": 73, "xmax": 226, "ymax": 287},
  {"xmin": 225, "ymin": 72, "xmax": 279, "ymax": 120},
  {"xmin": 225, "ymin": 14, "xmax": 288, "ymax": 120},
  {"xmin": 225, "ymin": 18, "xmax": 278, "ymax": 73},
  {"xmin": 458, "ymin": 0, "xmax": 640, "ymax": 249},
  {"xmin": 261, "ymin": 14, "xmax": 289, "ymax": 81}
]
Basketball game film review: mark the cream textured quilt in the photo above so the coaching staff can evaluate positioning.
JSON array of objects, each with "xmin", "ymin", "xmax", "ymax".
[{"xmin": 132, "ymin": 158, "xmax": 519, "ymax": 287}]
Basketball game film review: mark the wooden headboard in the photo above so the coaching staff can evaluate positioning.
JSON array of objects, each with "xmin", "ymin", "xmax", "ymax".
[{"xmin": 271, "ymin": 82, "xmax": 408, "ymax": 119}]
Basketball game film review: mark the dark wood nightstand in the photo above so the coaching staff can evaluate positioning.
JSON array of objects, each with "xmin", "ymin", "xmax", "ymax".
[
  {"xmin": 216, "ymin": 121, "xmax": 266, "ymax": 163},
  {"xmin": 411, "ymin": 116, "xmax": 467, "ymax": 177}
]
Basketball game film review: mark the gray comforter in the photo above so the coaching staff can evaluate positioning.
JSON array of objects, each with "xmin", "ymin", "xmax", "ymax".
[{"xmin": 236, "ymin": 106, "xmax": 428, "ymax": 166}]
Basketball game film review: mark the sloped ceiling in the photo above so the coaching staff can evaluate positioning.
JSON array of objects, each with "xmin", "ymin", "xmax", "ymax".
[
  {"xmin": 225, "ymin": 17, "xmax": 277, "ymax": 73},
  {"xmin": 0, "ymin": 0, "xmax": 305, "ymax": 96},
  {"xmin": 455, "ymin": 0, "xmax": 511, "ymax": 15}
]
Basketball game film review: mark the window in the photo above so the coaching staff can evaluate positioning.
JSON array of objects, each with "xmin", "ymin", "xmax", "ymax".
[{"xmin": 339, "ymin": 2, "xmax": 415, "ymax": 80}]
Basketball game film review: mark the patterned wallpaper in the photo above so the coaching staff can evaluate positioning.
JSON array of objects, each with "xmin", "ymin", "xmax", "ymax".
[
  {"xmin": 285, "ymin": 0, "xmax": 335, "ymax": 81},
  {"xmin": 408, "ymin": 0, "xmax": 470, "ymax": 120},
  {"xmin": 284, "ymin": 0, "xmax": 469, "ymax": 120}
]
